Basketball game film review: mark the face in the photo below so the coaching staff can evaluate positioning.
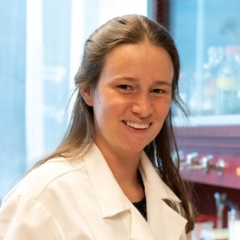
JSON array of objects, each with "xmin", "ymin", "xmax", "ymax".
[{"xmin": 81, "ymin": 42, "xmax": 173, "ymax": 159}]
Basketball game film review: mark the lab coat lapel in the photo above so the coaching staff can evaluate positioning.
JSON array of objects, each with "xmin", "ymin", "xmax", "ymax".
[
  {"xmin": 129, "ymin": 198, "xmax": 187, "ymax": 240},
  {"xmin": 146, "ymin": 191, "xmax": 187, "ymax": 239},
  {"xmin": 139, "ymin": 151, "xmax": 187, "ymax": 240},
  {"xmin": 81, "ymin": 144, "xmax": 130, "ymax": 239},
  {"xmin": 130, "ymin": 207, "xmax": 159, "ymax": 240}
]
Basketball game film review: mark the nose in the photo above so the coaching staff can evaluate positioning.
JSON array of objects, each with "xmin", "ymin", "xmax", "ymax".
[{"xmin": 131, "ymin": 93, "xmax": 153, "ymax": 117}]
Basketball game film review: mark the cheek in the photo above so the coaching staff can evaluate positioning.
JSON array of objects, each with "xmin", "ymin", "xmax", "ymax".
[
  {"xmin": 93, "ymin": 98, "xmax": 114, "ymax": 124},
  {"xmin": 156, "ymin": 99, "xmax": 172, "ymax": 116}
]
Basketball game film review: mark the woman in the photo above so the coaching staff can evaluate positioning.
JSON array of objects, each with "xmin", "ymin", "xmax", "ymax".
[{"xmin": 0, "ymin": 14, "xmax": 195, "ymax": 239}]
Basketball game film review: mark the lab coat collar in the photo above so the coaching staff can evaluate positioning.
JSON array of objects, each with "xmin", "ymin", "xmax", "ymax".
[
  {"xmin": 138, "ymin": 151, "xmax": 187, "ymax": 239},
  {"xmin": 139, "ymin": 151, "xmax": 181, "ymax": 202},
  {"xmin": 83, "ymin": 144, "xmax": 187, "ymax": 239},
  {"xmin": 83, "ymin": 143, "xmax": 131, "ymax": 218}
]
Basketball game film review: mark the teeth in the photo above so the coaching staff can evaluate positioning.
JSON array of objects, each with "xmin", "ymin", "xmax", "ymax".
[{"xmin": 125, "ymin": 121, "xmax": 150, "ymax": 129}]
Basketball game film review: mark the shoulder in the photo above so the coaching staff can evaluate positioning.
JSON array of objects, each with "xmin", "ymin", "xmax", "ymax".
[{"xmin": 2, "ymin": 156, "xmax": 86, "ymax": 203}]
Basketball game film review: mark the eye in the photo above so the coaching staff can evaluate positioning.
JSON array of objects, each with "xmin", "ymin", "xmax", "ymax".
[
  {"xmin": 151, "ymin": 88, "xmax": 165, "ymax": 94},
  {"xmin": 119, "ymin": 85, "xmax": 130, "ymax": 89},
  {"xmin": 117, "ymin": 85, "xmax": 133, "ymax": 91}
]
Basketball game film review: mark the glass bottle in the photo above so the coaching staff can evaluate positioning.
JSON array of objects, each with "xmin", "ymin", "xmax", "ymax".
[
  {"xmin": 201, "ymin": 47, "xmax": 224, "ymax": 115},
  {"xmin": 216, "ymin": 45, "xmax": 240, "ymax": 115}
]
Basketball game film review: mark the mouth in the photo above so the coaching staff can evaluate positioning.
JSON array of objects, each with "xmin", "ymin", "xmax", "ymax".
[{"xmin": 123, "ymin": 121, "xmax": 151, "ymax": 130}]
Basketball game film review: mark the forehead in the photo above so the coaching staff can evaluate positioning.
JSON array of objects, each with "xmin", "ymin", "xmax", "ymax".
[
  {"xmin": 100, "ymin": 42, "xmax": 174, "ymax": 83},
  {"xmin": 105, "ymin": 42, "xmax": 172, "ymax": 64}
]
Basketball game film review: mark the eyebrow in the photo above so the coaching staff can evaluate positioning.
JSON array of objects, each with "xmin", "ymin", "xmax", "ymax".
[
  {"xmin": 115, "ymin": 77, "xmax": 172, "ymax": 86},
  {"xmin": 155, "ymin": 80, "xmax": 172, "ymax": 86}
]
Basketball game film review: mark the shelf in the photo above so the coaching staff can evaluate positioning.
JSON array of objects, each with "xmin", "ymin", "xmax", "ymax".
[{"xmin": 173, "ymin": 114, "xmax": 240, "ymax": 127}]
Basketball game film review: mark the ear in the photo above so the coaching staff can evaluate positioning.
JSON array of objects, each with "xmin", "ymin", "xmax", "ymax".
[{"xmin": 80, "ymin": 87, "xmax": 94, "ymax": 106}]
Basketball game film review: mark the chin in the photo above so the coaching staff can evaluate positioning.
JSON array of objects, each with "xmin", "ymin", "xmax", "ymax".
[{"xmin": 121, "ymin": 143, "xmax": 148, "ymax": 153}]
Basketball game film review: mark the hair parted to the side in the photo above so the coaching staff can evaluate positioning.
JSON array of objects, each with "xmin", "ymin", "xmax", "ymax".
[{"xmin": 33, "ymin": 14, "xmax": 195, "ymax": 233}]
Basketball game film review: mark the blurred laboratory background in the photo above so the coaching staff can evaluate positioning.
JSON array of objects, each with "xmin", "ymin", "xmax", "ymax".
[{"xmin": 1, "ymin": 1, "xmax": 240, "ymax": 239}]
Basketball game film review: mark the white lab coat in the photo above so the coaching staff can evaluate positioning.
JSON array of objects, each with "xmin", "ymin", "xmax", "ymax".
[{"xmin": 0, "ymin": 143, "xmax": 191, "ymax": 240}]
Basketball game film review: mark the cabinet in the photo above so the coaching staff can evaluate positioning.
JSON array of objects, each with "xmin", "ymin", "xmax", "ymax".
[
  {"xmin": 157, "ymin": 0, "xmax": 240, "ymax": 227},
  {"xmin": 166, "ymin": 0, "xmax": 240, "ymax": 186}
]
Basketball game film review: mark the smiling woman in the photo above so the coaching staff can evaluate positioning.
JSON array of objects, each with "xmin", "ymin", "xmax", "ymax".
[{"xmin": 0, "ymin": 14, "xmax": 195, "ymax": 240}]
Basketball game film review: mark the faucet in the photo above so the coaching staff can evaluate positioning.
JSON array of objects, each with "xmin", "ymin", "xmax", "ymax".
[
  {"xmin": 185, "ymin": 152, "xmax": 201, "ymax": 170},
  {"xmin": 214, "ymin": 192, "xmax": 238, "ymax": 229},
  {"xmin": 202, "ymin": 156, "xmax": 225, "ymax": 175}
]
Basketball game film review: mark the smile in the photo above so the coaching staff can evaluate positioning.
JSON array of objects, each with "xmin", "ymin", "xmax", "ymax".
[{"xmin": 123, "ymin": 121, "xmax": 150, "ymax": 129}]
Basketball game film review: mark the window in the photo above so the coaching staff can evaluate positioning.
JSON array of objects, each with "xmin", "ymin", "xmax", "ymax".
[{"xmin": 0, "ymin": 0, "xmax": 152, "ymax": 200}]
